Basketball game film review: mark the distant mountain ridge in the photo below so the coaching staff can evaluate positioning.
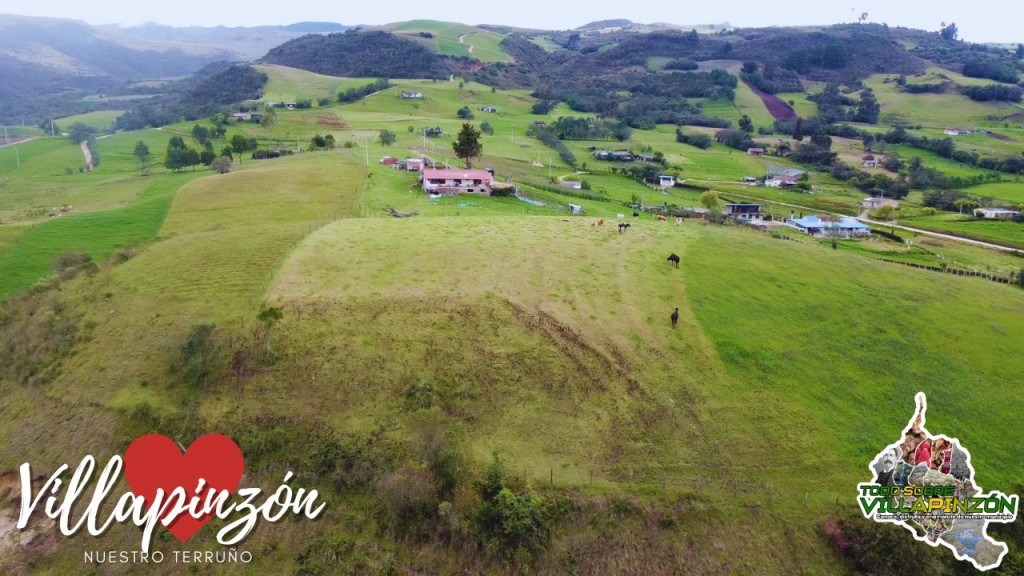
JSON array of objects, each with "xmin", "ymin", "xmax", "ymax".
[{"xmin": 0, "ymin": 15, "xmax": 350, "ymax": 120}]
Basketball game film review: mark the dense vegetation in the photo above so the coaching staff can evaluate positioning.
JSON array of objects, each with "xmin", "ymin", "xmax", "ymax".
[
  {"xmin": 115, "ymin": 64, "xmax": 268, "ymax": 130},
  {"xmin": 261, "ymin": 31, "xmax": 452, "ymax": 79}
]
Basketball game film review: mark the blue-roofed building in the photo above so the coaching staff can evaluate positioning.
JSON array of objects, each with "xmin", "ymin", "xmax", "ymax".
[{"xmin": 787, "ymin": 215, "xmax": 871, "ymax": 238}]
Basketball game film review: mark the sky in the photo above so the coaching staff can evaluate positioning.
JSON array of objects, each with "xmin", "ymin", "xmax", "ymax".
[{"xmin": 4, "ymin": 1, "xmax": 1020, "ymax": 44}]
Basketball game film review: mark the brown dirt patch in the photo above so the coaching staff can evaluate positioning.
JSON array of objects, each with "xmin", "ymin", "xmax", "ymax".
[{"xmin": 317, "ymin": 114, "xmax": 350, "ymax": 129}]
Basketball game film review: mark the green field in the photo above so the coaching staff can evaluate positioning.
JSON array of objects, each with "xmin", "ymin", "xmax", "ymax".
[
  {"xmin": 54, "ymin": 110, "xmax": 123, "ymax": 132},
  {"xmin": 901, "ymin": 212, "xmax": 1024, "ymax": 249},
  {"xmin": 776, "ymin": 91, "xmax": 818, "ymax": 117},
  {"xmin": 0, "ymin": 173, "xmax": 199, "ymax": 298},
  {"xmin": 254, "ymin": 64, "xmax": 373, "ymax": 103},
  {"xmin": 865, "ymin": 72, "xmax": 1023, "ymax": 129},
  {"xmin": 962, "ymin": 181, "xmax": 1024, "ymax": 204}
]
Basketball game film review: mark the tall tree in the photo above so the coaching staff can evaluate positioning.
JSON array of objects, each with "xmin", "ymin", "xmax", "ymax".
[
  {"xmin": 133, "ymin": 141, "xmax": 151, "ymax": 175},
  {"xmin": 453, "ymin": 123, "xmax": 483, "ymax": 169},
  {"xmin": 259, "ymin": 105, "xmax": 277, "ymax": 134},
  {"xmin": 379, "ymin": 129, "xmax": 396, "ymax": 146},
  {"xmin": 940, "ymin": 22, "xmax": 958, "ymax": 41},
  {"xmin": 699, "ymin": 190, "xmax": 723, "ymax": 213},
  {"xmin": 738, "ymin": 115, "xmax": 754, "ymax": 133}
]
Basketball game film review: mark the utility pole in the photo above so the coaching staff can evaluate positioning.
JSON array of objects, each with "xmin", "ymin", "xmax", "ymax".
[
  {"xmin": 364, "ymin": 139, "xmax": 369, "ymax": 168},
  {"xmin": 50, "ymin": 119, "xmax": 55, "ymax": 137},
  {"xmin": 548, "ymin": 154, "xmax": 552, "ymax": 180},
  {"xmin": 15, "ymin": 146, "xmax": 20, "ymax": 168},
  {"xmin": 3, "ymin": 125, "xmax": 7, "ymax": 145}
]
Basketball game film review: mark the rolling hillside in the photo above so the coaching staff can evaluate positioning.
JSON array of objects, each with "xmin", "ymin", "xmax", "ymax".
[{"xmin": 1, "ymin": 35, "xmax": 1024, "ymax": 575}]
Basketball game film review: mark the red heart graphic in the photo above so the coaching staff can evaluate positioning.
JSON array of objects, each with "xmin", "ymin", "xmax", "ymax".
[{"xmin": 123, "ymin": 433, "xmax": 245, "ymax": 542}]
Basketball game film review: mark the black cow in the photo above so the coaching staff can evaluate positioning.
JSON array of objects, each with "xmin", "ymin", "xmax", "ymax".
[
  {"xmin": 667, "ymin": 253, "xmax": 680, "ymax": 267},
  {"xmin": 618, "ymin": 223, "xmax": 631, "ymax": 234},
  {"xmin": 671, "ymin": 307, "xmax": 679, "ymax": 328}
]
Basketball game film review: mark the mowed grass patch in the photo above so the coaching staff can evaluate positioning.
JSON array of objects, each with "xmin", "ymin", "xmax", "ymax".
[
  {"xmin": 683, "ymin": 225, "xmax": 1024, "ymax": 498},
  {"xmin": 253, "ymin": 64, "xmax": 359, "ymax": 103},
  {"xmin": 0, "ymin": 173, "xmax": 199, "ymax": 298}
]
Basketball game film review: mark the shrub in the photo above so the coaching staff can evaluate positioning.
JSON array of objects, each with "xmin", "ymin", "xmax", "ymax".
[
  {"xmin": 173, "ymin": 324, "xmax": 224, "ymax": 391},
  {"xmin": 53, "ymin": 251, "xmax": 97, "ymax": 280}
]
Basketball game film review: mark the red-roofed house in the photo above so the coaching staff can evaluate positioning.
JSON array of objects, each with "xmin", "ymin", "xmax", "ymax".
[{"xmin": 421, "ymin": 168, "xmax": 493, "ymax": 195}]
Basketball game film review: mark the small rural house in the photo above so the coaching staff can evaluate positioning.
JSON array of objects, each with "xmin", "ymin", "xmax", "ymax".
[
  {"xmin": 973, "ymin": 208, "xmax": 1020, "ymax": 220},
  {"xmin": 380, "ymin": 156, "xmax": 398, "ymax": 166},
  {"xmin": 659, "ymin": 175, "xmax": 676, "ymax": 187},
  {"xmin": 560, "ymin": 180, "xmax": 582, "ymax": 190},
  {"xmin": 592, "ymin": 150, "xmax": 634, "ymax": 162},
  {"xmin": 725, "ymin": 203, "xmax": 765, "ymax": 221},
  {"xmin": 230, "ymin": 112, "xmax": 252, "ymax": 122},
  {"xmin": 765, "ymin": 165, "xmax": 805, "ymax": 188},
  {"xmin": 747, "ymin": 147, "xmax": 765, "ymax": 156},
  {"xmin": 405, "ymin": 158, "xmax": 424, "ymax": 172},
  {"xmin": 421, "ymin": 168, "xmax": 493, "ymax": 195},
  {"xmin": 944, "ymin": 128, "xmax": 971, "ymax": 136},
  {"xmin": 479, "ymin": 106, "xmax": 497, "ymax": 113},
  {"xmin": 863, "ymin": 154, "xmax": 878, "ymax": 168},
  {"xmin": 568, "ymin": 204, "xmax": 583, "ymax": 215},
  {"xmin": 765, "ymin": 175, "xmax": 801, "ymax": 187},
  {"xmin": 862, "ymin": 197, "xmax": 899, "ymax": 210},
  {"xmin": 788, "ymin": 215, "xmax": 871, "ymax": 237},
  {"xmin": 401, "ymin": 91, "xmax": 424, "ymax": 99},
  {"xmin": 425, "ymin": 127, "xmax": 444, "ymax": 137}
]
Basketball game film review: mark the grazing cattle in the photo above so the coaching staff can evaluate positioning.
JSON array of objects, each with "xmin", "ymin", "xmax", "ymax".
[
  {"xmin": 592, "ymin": 219, "xmax": 605, "ymax": 226},
  {"xmin": 618, "ymin": 223, "xmax": 631, "ymax": 234},
  {"xmin": 667, "ymin": 253, "xmax": 680, "ymax": 267},
  {"xmin": 671, "ymin": 307, "xmax": 679, "ymax": 328},
  {"xmin": 656, "ymin": 215, "xmax": 666, "ymax": 222},
  {"xmin": 616, "ymin": 213, "xmax": 625, "ymax": 220},
  {"xmin": 633, "ymin": 211, "xmax": 639, "ymax": 219},
  {"xmin": 676, "ymin": 217, "xmax": 683, "ymax": 225}
]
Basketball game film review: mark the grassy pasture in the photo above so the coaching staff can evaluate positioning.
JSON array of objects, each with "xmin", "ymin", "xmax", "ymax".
[
  {"xmin": 775, "ymin": 91, "xmax": 818, "ymax": 117},
  {"xmin": 383, "ymin": 20, "xmax": 509, "ymax": 63},
  {"xmin": 0, "ymin": 129, "xmax": 189, "ymax": 223},
  {"xmin": 866, "ymin": 73, "xmax": 1023, "ymax": 128},
  {"xmin": 683, "ymin": 226, "xmax": 1024, "ymax": 496},
  {"xmin": 961, "ymin": 181, "xmax": 1024, "ymax": 204},
  {"xmin": 529, "ymin": 35, "xmax": 563, "ymax": 52},
  {"xmin": 254, "ymin": 64, "xmax": 364, "ymax": 103},
  {"xmin": 54, "ymin": 110, "xmax": 123, "ymax": 132},
  {"xmin": 884, "ymin": 144, "xmax": 996, "ymax": 179},
  {"xmin": 0, "ymin": 173, "xmax": 199, "ymax": 298},
  {"xmin": 900, "ymin": 213, "xmax": 1024, "ymax": 249}
]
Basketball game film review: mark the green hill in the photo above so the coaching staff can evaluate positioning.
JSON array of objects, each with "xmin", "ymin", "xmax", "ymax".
[{"xmin": 379, "ymin": 20, "xmax": 511, "ymax": 63}]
